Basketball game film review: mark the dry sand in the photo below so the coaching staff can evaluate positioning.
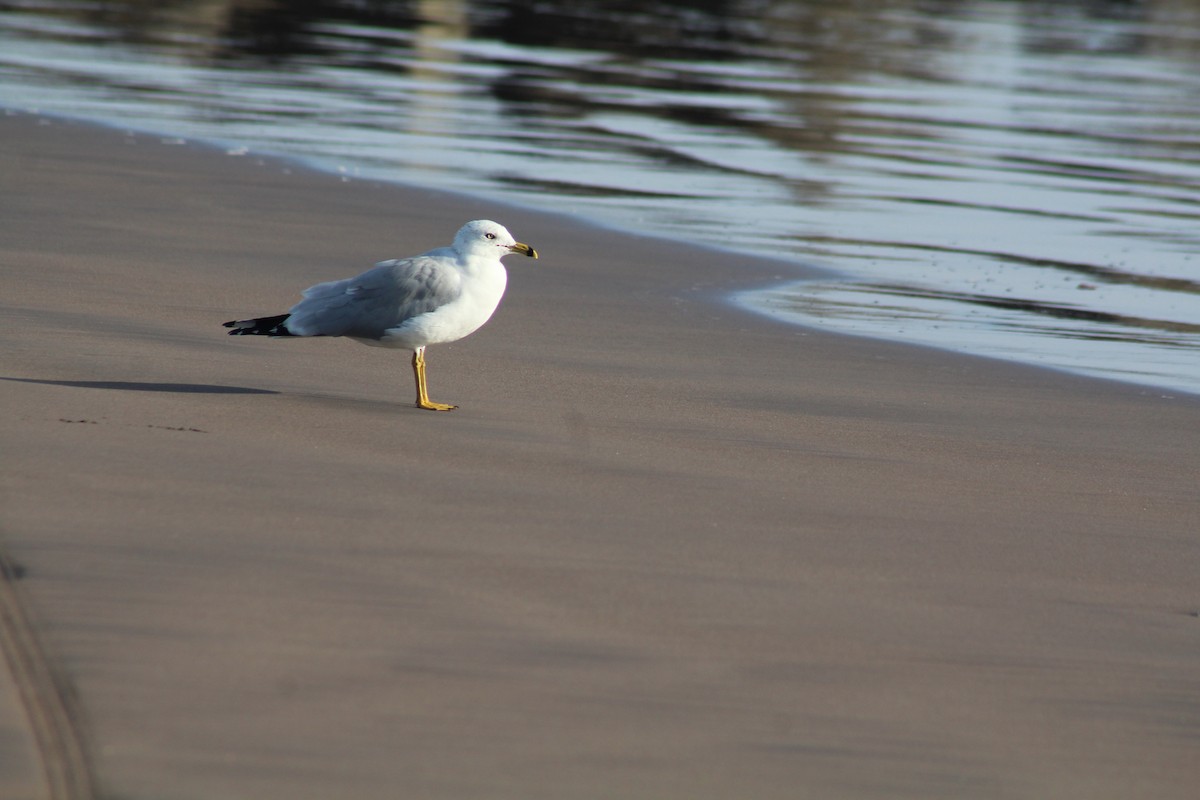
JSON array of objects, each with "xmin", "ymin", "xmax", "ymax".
[{"xmin": 2, "ymin": 111, "xmax": 1199, "ymax": 800}]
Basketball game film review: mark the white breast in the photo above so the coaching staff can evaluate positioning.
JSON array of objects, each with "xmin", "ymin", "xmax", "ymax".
[{"xmin": 378, "ymin": 261, "xmax": 508, "ymax": 350}]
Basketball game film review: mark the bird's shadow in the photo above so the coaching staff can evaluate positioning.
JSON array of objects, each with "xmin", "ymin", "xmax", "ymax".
[{"xmin": 1, "ymin": 377, "xmax": 278, "ymax": 395}]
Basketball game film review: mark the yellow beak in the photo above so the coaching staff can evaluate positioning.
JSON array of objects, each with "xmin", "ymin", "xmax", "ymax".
[{"xmin": 510, "ymin": 242, "xmax": 538, "ymax": 259}]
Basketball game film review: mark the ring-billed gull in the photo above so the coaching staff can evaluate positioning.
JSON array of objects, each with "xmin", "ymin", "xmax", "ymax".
[{"xmin": 224, "ymin": 219, "xmax": 538, "ymax": 411}]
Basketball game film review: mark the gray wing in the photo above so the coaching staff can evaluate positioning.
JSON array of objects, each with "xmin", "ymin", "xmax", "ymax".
[{"xmin": 286, "ymin": 255, "xmax": 463, "ymax": 339}]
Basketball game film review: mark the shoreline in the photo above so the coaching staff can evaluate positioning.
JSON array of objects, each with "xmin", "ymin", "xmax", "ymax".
[
  {"xmin": 3, "ymin": 110, "xmax": 1199, "ymax": 800},
  {"xmin": 13, "ymin": 106, "xmax": 1198, "ymax": 400}
]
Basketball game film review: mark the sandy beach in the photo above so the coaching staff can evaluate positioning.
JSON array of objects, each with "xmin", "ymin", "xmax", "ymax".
[{"xmin": 2, "ymin": 111, "xmax": 1199, "ymax": 799}]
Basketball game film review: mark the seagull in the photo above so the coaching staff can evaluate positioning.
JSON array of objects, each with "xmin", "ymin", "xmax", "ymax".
[{"xmin": 224, "ymin": 219, "xmax": 538, "ymax": 411}]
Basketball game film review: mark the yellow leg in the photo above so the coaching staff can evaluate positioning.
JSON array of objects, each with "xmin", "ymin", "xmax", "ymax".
[{"xmin": 412, "ymin": 348, "xmax": 457, "ymax": 411}]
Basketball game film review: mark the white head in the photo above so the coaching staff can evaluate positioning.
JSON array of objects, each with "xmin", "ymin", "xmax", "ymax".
[{"xmin": 452, "ymin": 220, "xmax": 538, "ymax": 260}]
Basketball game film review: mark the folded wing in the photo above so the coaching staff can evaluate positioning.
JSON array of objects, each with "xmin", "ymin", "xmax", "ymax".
[{"xmin": 285, "ymin": 256, "xmax": 463, "ymax": 339}]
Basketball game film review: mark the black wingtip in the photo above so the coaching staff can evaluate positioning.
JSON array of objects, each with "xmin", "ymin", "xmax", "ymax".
[{"xmin": 224, "ymin": 313, "xmax": 293, "ymax": 336}]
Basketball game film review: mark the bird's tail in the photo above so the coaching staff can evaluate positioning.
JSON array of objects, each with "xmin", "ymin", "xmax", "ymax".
[{"xmin": 223, "ymin": 313, "xmax": 295, "ymax": 336}]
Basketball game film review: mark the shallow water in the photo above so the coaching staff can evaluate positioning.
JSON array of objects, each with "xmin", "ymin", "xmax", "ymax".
[{"xmin": 3, "ymin": 0, "xmax": 1199, "ymax": 394}]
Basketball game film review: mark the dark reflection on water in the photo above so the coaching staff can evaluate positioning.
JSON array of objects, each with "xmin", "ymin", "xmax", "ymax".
[{"xmin": 3, "ymin": 0, "xmax": 1200, "ymax": 393}]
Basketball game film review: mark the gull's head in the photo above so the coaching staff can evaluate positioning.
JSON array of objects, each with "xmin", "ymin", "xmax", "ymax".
[{"xmin": 454, "ymin": 220, "xmax": 538, "ymax": 261}]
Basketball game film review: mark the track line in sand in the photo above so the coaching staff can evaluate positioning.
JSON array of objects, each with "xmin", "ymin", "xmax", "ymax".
[{"xmin": 0, "ymin": 545, "xmax": 97, "ymax": 800}]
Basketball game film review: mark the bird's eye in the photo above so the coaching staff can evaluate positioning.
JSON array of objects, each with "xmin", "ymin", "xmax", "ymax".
[{"xmin": 485, "ymin": 233, "xmax": 496, "ymax": 240}]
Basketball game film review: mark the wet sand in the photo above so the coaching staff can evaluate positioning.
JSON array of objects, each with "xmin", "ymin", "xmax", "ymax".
[{"xmin": 2, "ymin": 111, "xmax": 1198, "ymax": 800}]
